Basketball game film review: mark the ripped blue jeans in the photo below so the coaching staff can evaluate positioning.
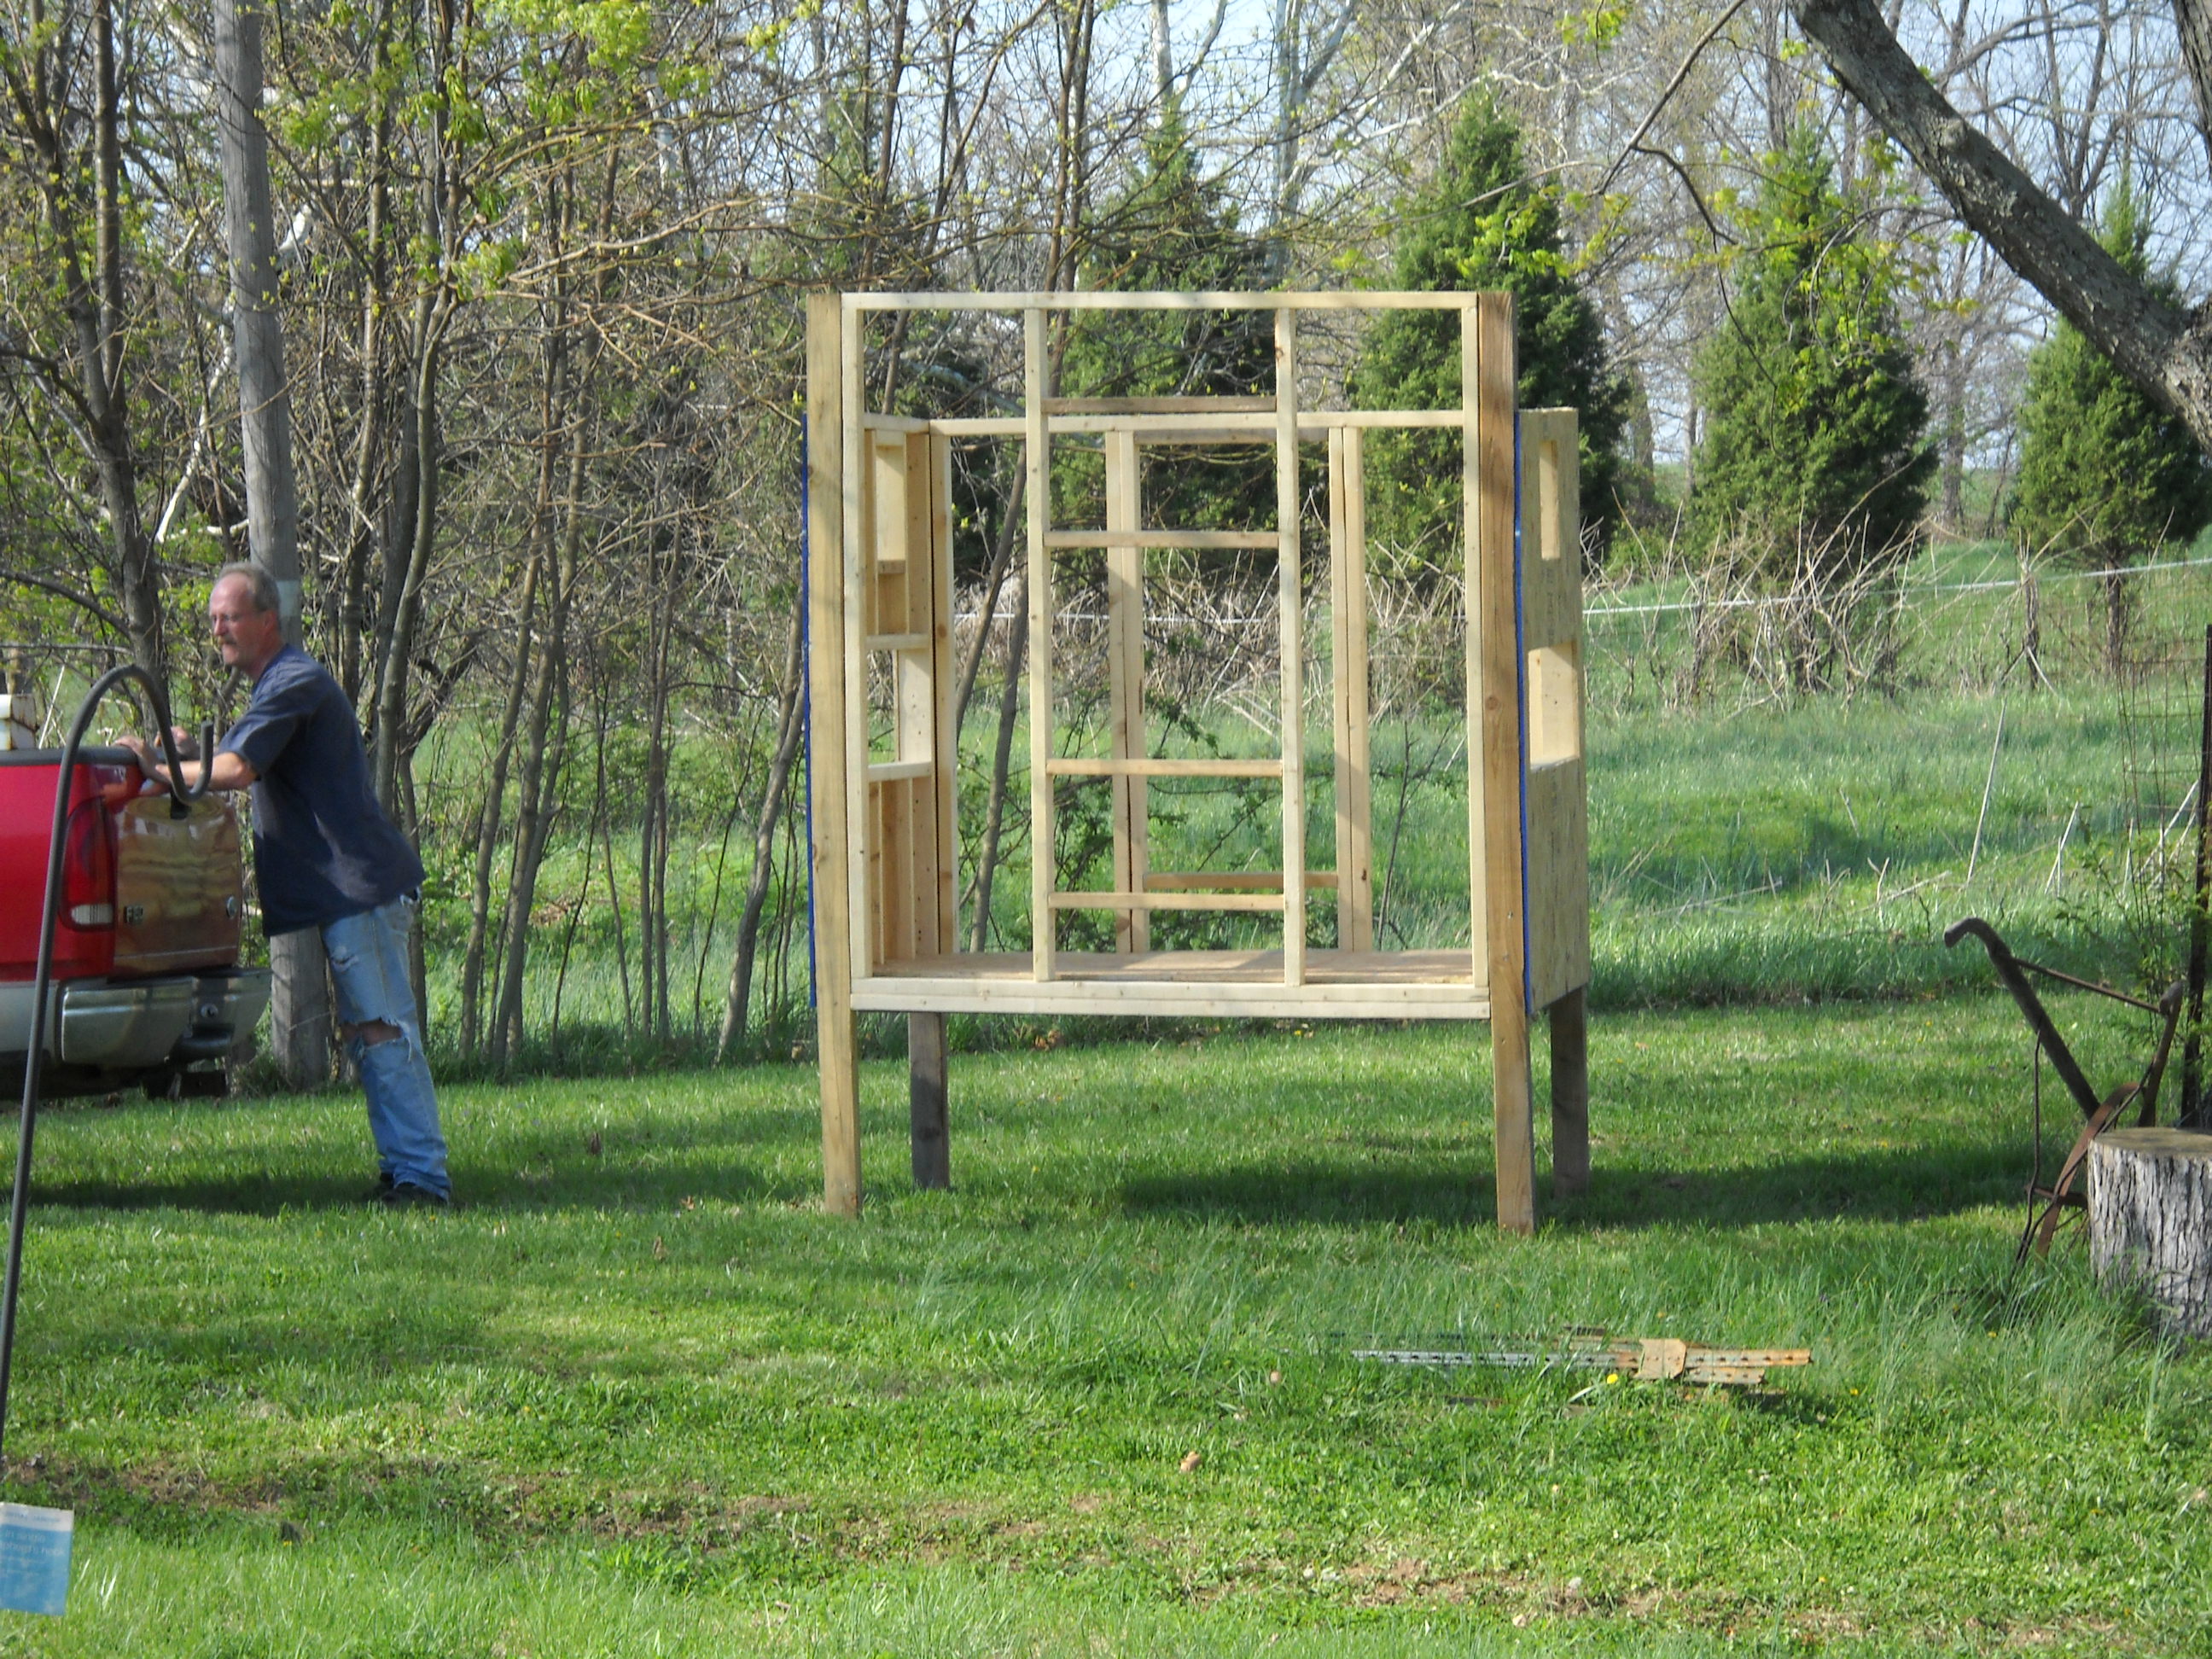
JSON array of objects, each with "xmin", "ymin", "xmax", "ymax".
[{"xmin": 323, "ymin": 894, "xmax": 449, "ymax": 1197}]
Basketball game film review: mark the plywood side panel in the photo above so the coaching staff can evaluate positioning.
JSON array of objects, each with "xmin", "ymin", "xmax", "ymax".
[
  {"xmin": 1518, "ymin": 409, "xmax": 1590, "ymax": 1008},
  {"xmin": 1526, "ymin": 760, "xmax": 1591, "ymax": 1007}
]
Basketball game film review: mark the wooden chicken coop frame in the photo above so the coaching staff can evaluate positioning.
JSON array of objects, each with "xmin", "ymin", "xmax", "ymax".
[{"xmin": 805, "ymin": 288, "xmax": 1591, "ymax": 1232}]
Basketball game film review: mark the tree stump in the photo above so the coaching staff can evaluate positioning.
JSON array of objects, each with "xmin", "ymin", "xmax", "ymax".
[{"xmin": 2087, "ymin": 1128, "xmax": 2212, "ymax": 1339}]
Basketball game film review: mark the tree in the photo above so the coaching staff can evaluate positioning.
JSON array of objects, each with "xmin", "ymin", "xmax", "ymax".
[
  {"xmin": 1792, "ymin": 0, "xmax": 2212, "ymax": 460},
  {"xmin": 1061, "ymin": 106, "xmax": 1275, "ymax": 537},
  {"xmin": 1690, "ymin": 128, "xmax": 1933, "ymax": 573},
  {"xmin": 2011, "ymin": 182, "xmax": 2212, "ymax": 675},
  {"xmin": 214, "ymin": 0, "xmax": 333, "ymax": 1086},
  {"xmin": 1353, "ymin": 94, "xmax": 1629, "ymax": 564},
  {"xmin": 0, "ymin": 0, "xmax": 172, "ymax": 675}
]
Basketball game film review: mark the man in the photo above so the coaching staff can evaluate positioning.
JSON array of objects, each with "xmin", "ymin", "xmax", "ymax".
[{"xmin": 125, "ymin": 564, "xmax": 451, "ymax": 1206}]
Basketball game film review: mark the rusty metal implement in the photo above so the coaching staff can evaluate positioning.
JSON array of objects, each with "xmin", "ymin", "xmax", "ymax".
[
  {"xmin": 1354, "ymin": 1333, "xmax": 1812, "ymax": 1387},
  {"xmin": 1944, "ymin": 916, "xmax": 2186, "ymax": 1260}
]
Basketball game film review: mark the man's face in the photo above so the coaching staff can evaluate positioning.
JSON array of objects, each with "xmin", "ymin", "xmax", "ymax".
[{"xmin": 209, "ymin": 576, "xmax": 282, "ymax": 676}]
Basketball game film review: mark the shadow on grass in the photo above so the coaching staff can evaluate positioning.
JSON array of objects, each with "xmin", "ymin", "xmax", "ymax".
[
  {"xmin": 32, "ymin": 1137, "xmax": 795, "ymax": 1218},
  {"xmin": 1119, "ymin": 1141, "xmax": 2026, "ymax": 1231},
  {"xmin": 26, "ymin": 1091, "xmax": 819, "ymax": 1217}
]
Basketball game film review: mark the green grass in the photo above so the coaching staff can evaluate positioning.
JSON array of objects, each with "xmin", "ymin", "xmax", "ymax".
[{"xmin": 2, "ymin": 998, "xmax": 2208, "ymax": 1654}]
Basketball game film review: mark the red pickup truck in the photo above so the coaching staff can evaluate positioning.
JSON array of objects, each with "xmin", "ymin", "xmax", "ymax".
[{"xmin": 0, "ymin": 735, "xmax": 271, "ymax": 1099}]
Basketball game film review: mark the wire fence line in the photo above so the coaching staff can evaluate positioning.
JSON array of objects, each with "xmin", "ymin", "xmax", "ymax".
[{"xmin": 1584, "ymin": 551, "xmax": 2212, "ymax": 619}]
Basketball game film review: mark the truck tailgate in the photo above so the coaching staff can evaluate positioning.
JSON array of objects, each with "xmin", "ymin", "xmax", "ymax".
[{"xmin": 111, "ymin": 795, "xmax": 245, "ymax": 977}]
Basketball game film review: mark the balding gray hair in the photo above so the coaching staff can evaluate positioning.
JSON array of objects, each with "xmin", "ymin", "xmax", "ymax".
[{"xmin": 214, "ymin": 562, "xmax": 280, "ymax": 615}]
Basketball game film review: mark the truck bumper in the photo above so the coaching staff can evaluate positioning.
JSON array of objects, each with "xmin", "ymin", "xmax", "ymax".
[{"xmin": 0, "ymin": 966, "xmax": 272, "ymax": 1068}]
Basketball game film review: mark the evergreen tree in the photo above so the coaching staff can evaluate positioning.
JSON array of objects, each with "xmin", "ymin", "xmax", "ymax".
[
  {"xmin": 1690, "ymin": 129, "xmax": 1933, "ymax": 575},
  {"xmin": 1353, "ymin": 94, "xmax": 1628, "ymax": 565},
  {"xmin": 2011, "ymin": 180, "xmax": 2212, "ymax": 675},
  {"xmin": 1059, "ymin": 108, "xmax": 1275, "ymax": 538}
]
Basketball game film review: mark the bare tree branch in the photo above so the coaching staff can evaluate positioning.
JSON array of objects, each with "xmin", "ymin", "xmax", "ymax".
[{"xmin": 1794, "ymin": 0, "xmax": 2212, "ymax": 454}]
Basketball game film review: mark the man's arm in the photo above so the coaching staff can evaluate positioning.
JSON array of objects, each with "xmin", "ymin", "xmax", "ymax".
[{"xmin": 118, "ymin": 733, "xmax": 259, "ymax": 793}]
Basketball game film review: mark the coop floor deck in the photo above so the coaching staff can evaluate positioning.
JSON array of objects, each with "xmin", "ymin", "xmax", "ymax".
[{"xmin": 852, "ymin": 950, "xmax": 1489, "ymax": 1020}]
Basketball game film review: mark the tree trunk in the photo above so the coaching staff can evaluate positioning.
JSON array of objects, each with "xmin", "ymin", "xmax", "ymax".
[
  {"xmin": 457, "ymin": 529, "xmax": 543, "ymax": 1057},
  {"xmin": 2088, "ymin": 1127, "xmax": 2212, "ymax": 1338},
  {"xmin": 952, "ymin": 462, "xmax": 1025, "ymax": 735},
  {"xmin": 462, "ymin": 312, "xmax": 571, "ymax": 1053},
  {"xmin": 335, "ymin": 0, "xmax": 398, "ymax": 706},
  {"xmin": 717, "ymin": 595, "xmax": 806, "ymax": 1062},
  {"xmin": 372, "ymin": 292, "xmax": 446, "ymax": 813},
  {"xmin": 969, "ymin": 574, "xmax": 1029, "ymax": 952},
  {"xmin": 489, "ymin": 412, "xmax": 588, "ymax": 1070},
  {"xmin": 215, "ymin": 0, "xmax": 331, "ymax": 1087},
  {"xmin": 638, "ymin": 572, "xmax": 675, "ymax": 1043}
]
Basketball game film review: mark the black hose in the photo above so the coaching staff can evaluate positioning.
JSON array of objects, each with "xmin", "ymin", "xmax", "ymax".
[{"xmin": 0, "ymin": 666, "xmax": 213, "ymax": 1465}]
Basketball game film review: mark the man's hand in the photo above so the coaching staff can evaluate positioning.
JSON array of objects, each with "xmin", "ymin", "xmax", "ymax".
[{"xmin": 116, "ymin": 733, "xmax": 160, "ymax": 776}]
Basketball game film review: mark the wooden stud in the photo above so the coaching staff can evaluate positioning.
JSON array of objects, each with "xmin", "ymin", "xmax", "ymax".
[
  {"xmin": 930, "ymin": 430, "xmax": 959, "ymax": 955},
  {"xmin": 1046, "ymin": 756, "xmax": 1280, "ymax": 779},
  {"xmin": 1024, "ymin": 309, "xmax": 1055, "ymax": 982},
  {"xmin": 909, "ymin": 1010, "xmax": 950, "ymax": 1190},
  {"xmin": 893, "ymin": 434, "xmax": 935, "ymax": 963},
  {"xmin": 848, "ymin": 290, "xmax": 1539, "ymax": 312},
  {"xmin": 1145, "ymin": 870, "xmax": 1338, "ymax": 891},
  {"xmin": 1046, "ymin": 395, "xmax": 1276, "ymax": 414},
  {"xmin": 1050, "ymin": 890, "xmax": 1285, "ymax": 912},
  {"xmin": 1105, "ymin": 428, "xmax": 1149, "ymax": 952},
  {"xmin": 1277, "ymin": 307, "xmax": 1306, "ymax": 987},
  {"xmin": 1472, "ymin": 294, "xmax": 1535, "ymax": 1236},
  {"xmin": 930, "ymin": 410, "xmax": 1473, "ymax": 440},
  {"xmin": 878, "ymin": 778, "xmax": 911, "ymax": 961},
  {"xmin": 1460, "ymin": 312, "xmax": 1488, "ymax": 992},
  {"xmin": 841, "ymin": 306, "xmax": 872, "ymax": 987},
  {"xmin": 1046, "ymin": 529, "xmax": 1278, "ymax": 550},
  {"xmin": 1329, "ymin": 424, "xmax": 1373, "ymax": 952},
  {"xmin": 806, "ymin": 292, "xmax": 861, "ymax": 1219},
  {"xmin": 1549, "ymin": 987, "xmax": 1589, "ymax": 1199},
  {"xmin": 866, "ymin": 759, "xmax": 934, "ymax": 784}
]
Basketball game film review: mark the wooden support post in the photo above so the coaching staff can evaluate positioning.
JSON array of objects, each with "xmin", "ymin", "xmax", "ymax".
[
  {"xmin": 1470, "ymin": 295, "xmax": 1534, "ymax": 1235},
  {"xmin": 808, "ymin": 292, "xmax": 861, "ymax": 1218},
  {"xmin": 1549, "ymin": 987, "xmax": 1588, "ymax": 1199},
  {"xmin": 1276, "ymin": 307, "xmax": 1306, "ymax": 986},
  {"xmin": 1105, "ymin": 428, "xmax": 1149, "ymax": 952},
  {"xmin": 1025, "ymin": 308, "xmax": 1056, "ymax": 981},
  {"xmin": 1329, "ymin": 425, "xmax": 1373, "ymax": 952},
  {"xmin": 908, "ymin": 1010, "xmax": 950, "ymax": 1190}
]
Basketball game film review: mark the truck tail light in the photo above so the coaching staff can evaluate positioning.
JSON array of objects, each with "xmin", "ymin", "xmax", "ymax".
[{"xmin": 61, "ymin": 797, "xmax": 115, "ymax": 930}]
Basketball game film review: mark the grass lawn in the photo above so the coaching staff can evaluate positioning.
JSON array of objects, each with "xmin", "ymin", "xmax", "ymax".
[{"xmin": 0, "ymin": 997, "xmax": 2205, "ymax": 1655}]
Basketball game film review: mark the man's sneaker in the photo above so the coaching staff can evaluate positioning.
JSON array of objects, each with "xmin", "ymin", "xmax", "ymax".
[{"xmin": 379, "ymin": 1181, "xmax": 450, "ymax": 1209}]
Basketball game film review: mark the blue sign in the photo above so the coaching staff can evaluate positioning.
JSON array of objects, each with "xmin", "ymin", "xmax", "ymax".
[{"xmin": 0, "ymin": 1504, "xmax": 72, "ymax": 1616}]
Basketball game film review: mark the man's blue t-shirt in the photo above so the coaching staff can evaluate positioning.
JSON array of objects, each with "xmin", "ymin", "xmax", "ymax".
[{"xmin": 218, "ymin": 644, "xmax": 424, "ymax": 935}]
